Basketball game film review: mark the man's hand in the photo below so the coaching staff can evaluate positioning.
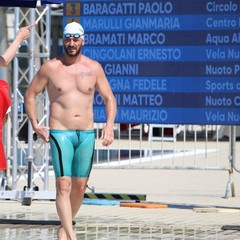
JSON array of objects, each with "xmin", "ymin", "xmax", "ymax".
[
  {"xmin": 34, "ymin": 125, "xmax": 50, "ymax": 143},
  {"xmin": 101, "ymin": 125, "xmax": 114, "ymax": 146}
]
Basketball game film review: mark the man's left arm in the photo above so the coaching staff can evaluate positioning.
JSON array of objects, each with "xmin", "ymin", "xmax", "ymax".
[{"xmin": 95, "ymin": 63, "xmax": 117, "ymax": 146}]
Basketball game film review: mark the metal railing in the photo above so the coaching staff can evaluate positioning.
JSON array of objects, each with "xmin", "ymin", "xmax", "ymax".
[{"xmin": 94, "ymin": 124, "xmax": 234, "ymax": 172}]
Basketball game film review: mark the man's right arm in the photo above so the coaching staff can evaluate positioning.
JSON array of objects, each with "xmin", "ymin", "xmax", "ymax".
[{"xmin": 24, "ymin": 65, "xmax": 49, "ymax": 142}]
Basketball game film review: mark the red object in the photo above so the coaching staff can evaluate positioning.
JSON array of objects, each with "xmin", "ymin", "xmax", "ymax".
[{"xmin": 0, "ymin": 80, "xmax": 11, "ymax": 170}]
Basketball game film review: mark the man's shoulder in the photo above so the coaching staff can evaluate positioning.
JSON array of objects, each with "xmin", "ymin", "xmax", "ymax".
[
  {"xmin": 41, "ymin": 56, "xmax": 63, "ymax": 69},
  {"xmin": 82, "ymin": 55, "xmax": 101, "ymax": 68}
]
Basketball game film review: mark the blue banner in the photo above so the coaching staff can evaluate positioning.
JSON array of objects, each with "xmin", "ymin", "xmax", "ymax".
[{"xmin": 64, "ymin": 0, "xmax": 240, "ymax": 125}]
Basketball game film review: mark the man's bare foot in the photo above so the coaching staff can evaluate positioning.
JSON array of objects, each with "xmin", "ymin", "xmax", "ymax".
[{"xmin": 57, "ymin": 226, "xmax": 68, "ymax": 240}]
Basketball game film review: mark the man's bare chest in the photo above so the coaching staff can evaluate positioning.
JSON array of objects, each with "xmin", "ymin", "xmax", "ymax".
[{"xmin": 49, "ymin": 70, "xmax": 96, "ymax": 96}]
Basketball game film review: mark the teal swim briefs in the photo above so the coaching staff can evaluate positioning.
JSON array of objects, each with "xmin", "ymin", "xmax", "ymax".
[{"xmin": 49, "ymin": 129, "xmax": 95, "ymax": 178}]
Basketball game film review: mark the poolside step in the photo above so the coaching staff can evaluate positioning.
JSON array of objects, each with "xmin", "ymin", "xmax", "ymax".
[
  {"xmin": 84, "ymin": 192, "xmax": 146, "ymax": 201},
  {"xmin": 120, "ymin": 202, "xmax": 168, "ymax": 209}
]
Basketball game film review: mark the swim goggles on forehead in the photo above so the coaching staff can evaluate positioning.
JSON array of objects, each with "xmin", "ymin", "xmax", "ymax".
[{"xmin": 64, "ymin": 33, "xmax": 83, "ymax": 39}]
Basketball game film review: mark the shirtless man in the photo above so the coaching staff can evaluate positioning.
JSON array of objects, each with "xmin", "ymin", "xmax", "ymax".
[{"xmin": 24, "ymin": 22, "xmax": 117, "ymax": 240}]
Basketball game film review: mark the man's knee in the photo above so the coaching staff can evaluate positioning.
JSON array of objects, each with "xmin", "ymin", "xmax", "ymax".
[
  {"xmin": 56, "ymin": 178, "xmax": 71, "ymax": 195},
  {"xmin": 72, "ymin": 178, "xmax": 88, "ymax": 192}
]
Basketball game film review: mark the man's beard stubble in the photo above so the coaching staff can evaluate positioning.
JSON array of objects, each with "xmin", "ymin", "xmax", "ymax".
[{"xmin": 64, "ymin": 45, "xmax": 81, "ymax": 57}]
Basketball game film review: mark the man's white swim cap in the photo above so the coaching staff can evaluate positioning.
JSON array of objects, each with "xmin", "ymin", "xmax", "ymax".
[{"xmin": 63, "ymin": 22, "xmax": 84, "ymax": 40}]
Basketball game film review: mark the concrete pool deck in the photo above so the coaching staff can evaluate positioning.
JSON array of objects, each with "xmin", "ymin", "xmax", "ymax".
[{"xmin": 1, "ymin": 168, "xmax": 240, "ymax": 239}]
